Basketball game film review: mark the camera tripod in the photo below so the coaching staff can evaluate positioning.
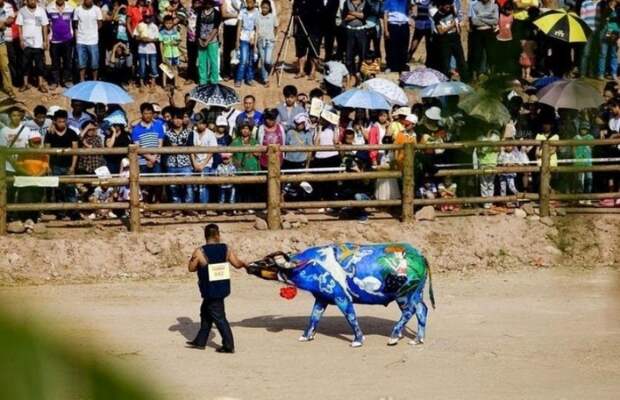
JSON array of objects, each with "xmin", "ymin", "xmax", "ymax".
[{"xmin": 270, "ymin": 6, "xmax": 320, "ymax": 87}]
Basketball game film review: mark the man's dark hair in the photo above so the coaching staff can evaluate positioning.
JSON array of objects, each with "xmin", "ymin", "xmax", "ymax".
[
  {"xmin": 244, "ymin": 94, "xmax": 256, "ymax": 102},
  {"xmin": 53, "ymin": 110, "xmax": 68, "ymax": 120},
  {"xmin": 7, "ymin": 106, "xmax": 25, "ymax": 115},
  {"xmin": 171, "ymin": 107, "xmax": 184, "ymax": 119},
  {"xmin": 204, "ymin": 224, "xmax": 220, "ymax": 240},
  {"xmin": 309, "ymin": 88, "xmax": 323, "ymax": 99},
  {"xmin": 140, "ymin": 102, "xmax": 154, "ymax": 113},
  {"xmin": 161, "ymin": 105, "xmax": 174, "ymax": 116},
  {"xmin": 283, "ymin": 85, "xmax": 298, "ymax": 98},
  {"xmin": 33, "ymin": 105, "xmax": 47, "ymax": 116}
]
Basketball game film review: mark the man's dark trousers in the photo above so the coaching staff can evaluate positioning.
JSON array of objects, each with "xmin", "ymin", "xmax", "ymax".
[{"xmin": 192, "ymin": 298, "xmax": 234, "ymax": 350}]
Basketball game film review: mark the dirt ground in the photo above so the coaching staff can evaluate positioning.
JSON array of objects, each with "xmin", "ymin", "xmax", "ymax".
[{"xmin": 1, "ymin": 267, "xmax": 619, "ymax": 400}]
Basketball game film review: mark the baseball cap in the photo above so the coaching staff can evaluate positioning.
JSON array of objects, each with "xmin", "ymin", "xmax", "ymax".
[
  {"xmin": 405, "ymin": 114, "xmax": 418, "ymax": 125},
  {"xmin": 47, "ymin": 105, "xmax": 63, "ymax": 117},
  {"xmin": 294, "ymin": 113, "xmax": 308, "ymax": 125}
]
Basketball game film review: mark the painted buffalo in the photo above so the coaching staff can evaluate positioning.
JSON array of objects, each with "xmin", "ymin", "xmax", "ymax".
[{"xmin": 247, "ymin": 243, "xmax": 435, "ymax": 347}]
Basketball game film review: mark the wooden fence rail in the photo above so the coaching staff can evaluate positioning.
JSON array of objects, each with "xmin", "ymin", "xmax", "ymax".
[{"xmin": 2, "ymin": 139, "xmax": 620, "ymax": 234}]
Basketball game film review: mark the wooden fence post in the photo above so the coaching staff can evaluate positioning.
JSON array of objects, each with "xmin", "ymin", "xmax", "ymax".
[
  {"xmin": 267, "ymin": 144, "xmax": 281, "ymax": 229},
  {"xmin": 401, "ymin": 142, "xmax": 415, "ymax": 223},
  {"xmin": 128, "ymin": 144, "xmax": 141, "ymax": 232},
  {"xmin": 539, "ymin": 140, "xmax": 551, "ymax": 217},
  {"xmin": 0, "ymin": 151, "xmax": 6, "ymax": 235}
]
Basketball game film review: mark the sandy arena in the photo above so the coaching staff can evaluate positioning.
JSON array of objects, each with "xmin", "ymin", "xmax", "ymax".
[{"xmin": 1, "ymin": 216, "xmax": 620, "ymax": 399}]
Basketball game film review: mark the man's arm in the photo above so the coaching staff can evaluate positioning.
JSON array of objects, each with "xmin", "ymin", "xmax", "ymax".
[
  {"xmin": 188, "ymin": 248, "xmax": 208, "ymax": 272},
  {"xmin": 227, "ymin": 248, "xmax": 247, "ymax": 269}
]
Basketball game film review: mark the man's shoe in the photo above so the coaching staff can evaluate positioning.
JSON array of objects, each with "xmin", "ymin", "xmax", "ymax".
[
  {"xmin": 215, "ymin": 347, "xmax": 234, "ymax": 354},
  {"xmin": 185, "ymin": 341, "xmax": 206, "ymax": 349}
]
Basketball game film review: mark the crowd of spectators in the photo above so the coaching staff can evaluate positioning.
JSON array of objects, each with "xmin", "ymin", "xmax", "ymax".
[{"xmin": 2, "ymin": 0, "xmax": 620, "ymax": 223}]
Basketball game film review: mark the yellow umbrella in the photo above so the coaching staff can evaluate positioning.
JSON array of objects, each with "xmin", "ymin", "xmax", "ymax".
[{"xmin": 533, "ymin": 9, "xmax": 592, "ymax": 43}]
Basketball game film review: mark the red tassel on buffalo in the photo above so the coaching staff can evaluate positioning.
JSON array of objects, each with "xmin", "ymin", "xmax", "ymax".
[{"xmin": 279, "ymin": 286, "xmax": 298, "ymax": 300}]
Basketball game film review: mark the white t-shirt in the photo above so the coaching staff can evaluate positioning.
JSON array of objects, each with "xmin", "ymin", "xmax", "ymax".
[
  {"xmin": 193, "ymin": 128, "xmax": 219, "ymax": 167},
  {"xmin": 222, "ymin": 0, "xmax": 242, "ymax": 25},
  {"xmin": 135, "ymin": 22, "xmax": 159, "ymax": 54},
  {"xmin": 325, "ymin": 61, "xmax": 349, "ymax": 87},
  {"xmin": 315, "ymin": 126, "xmax": 339, "ymax": 159},
  {"xmin": 0, "ymin": 124, "xmax": 41, "ymax": 172},
  {"xmin": 16, "ymin": 6, "xmax": 49, "ymax": 49},
  {"xmin": 73, "ymin": 5, "xmax": 102, "ymax": 45}
]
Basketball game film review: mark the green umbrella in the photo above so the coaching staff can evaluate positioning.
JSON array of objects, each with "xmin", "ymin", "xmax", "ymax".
[{"xmin": 458, "ymin": 91, "xmax": 511, "ymax": 125}]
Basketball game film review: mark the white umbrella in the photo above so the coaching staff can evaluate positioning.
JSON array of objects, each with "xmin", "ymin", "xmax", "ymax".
[{"xmin": 361, "ymin": 78, "xmax": 408, "ymax": 106}]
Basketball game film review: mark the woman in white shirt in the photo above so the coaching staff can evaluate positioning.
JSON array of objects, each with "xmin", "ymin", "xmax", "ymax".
[{"xmin": 310, "ymin": 115, "xmax": 341, "ymax": 201}]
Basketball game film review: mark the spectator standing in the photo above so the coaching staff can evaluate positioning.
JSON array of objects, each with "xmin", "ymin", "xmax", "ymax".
[
  {"xmin": 573, "ymin": 121, "xmax": 595, "ymax": 200},
  {"xmin": 68, "ymin": 100, "xmax": 94, "ymax": 132},
  {"xmin": 235, "ymin": 0, "xmax": 259, "ymax": 87},
  {"xmin": 186, "ymin": 0, "xmax": 201, "ymax": 83},
  {"xmin": 0, "ymin": 107, "xmax": 39, "ymax": 195},
  {"xmin": 216, "ymin": 153, "xmax": 236, "ymax": 205},
  {"xmin": 276, "ymin": 85, "xmax": 305, "ymax": 131},
  {"xmin": 316, "ymin": 0, "xmax": 340, "ymax": 62},
  {"xmin": 131, "ymin": 103, "xmax": 165, "ymax": 203},
  {"xmin": 383, "ymin": 0, "xmax": 409, "ymax": 72},
  {"xmin": 231, "ymin": 121, "xmax": 260, "ymax": 204},
  {"xmin": 579, "ymin": 0, "xmax": 600, "ymax": 77},
  {"xmin": 24, "ymin": 105, "xmax": 51, "ymax": 138},
  {"xmin": 469, "ymin": 0, "xmax": 498, "ymax": 78},
  {"xmin": 366, "ymin": 0, "xmax": 383, "ymax": 61},
  {"xmin": 76, "ymin": 121, "xmax": 106, "ymax": 175},
  {"xmin": 104, "ymin": 123, "xmax": 132, "ymax": 174},
  {"xmin": 44, "ymin": 110, "xmax": 80, "ymax": 218},
  {"xmin": 0, "ymin": 0, "xmax": 16, "ymax": 97},
  {"xmin": 367, "ymin": 109, "xmax": 389, "ymax": 166},
  {"xmin": 73, "ymin": 0, "xmax": 103, "ymax": 82},
  {"xmin": 135, "ymin": 12, "xmax": 159, "ymax": 89},
  {"xmin": 190, "ymin": 113, "xmax": 218, "ymax": 204},
  {"xmin": 432, "ymin": 0, "xmax": 467, "ymax": 80},
  {"xmin": 256, "ymin": 0, "xmax": 277, "ymax": 86},
  {"xmin": 196, "ymin": 0, "xmax": 221, "ymax": 85},
  {"xmin": 292, "ymin": 0, "xmax": 313, "ymax": 79},
  {"xmin": 16, "ymin": 0, "xmax": 49, "ymax": 93},
  {"xmin": 257, "ymin": 108, "xmax": 285, "ymax": 170},
  {"xmin": 159, "ymin": 15, "xmax": 181, "ymax": 88},
  {"xmin": 409, "ymin": 0, "xmax": 433, "ymax": 64},
  {"xmin": 497, "ymin": 142, "xmax": 521, "ymax": 198},
  {"xmin": 323, "ymin": 60, "xmax": 349, "ymax": 98},
  {"xmin": 476, "ymin": 129, "xmax": 500, "ymax": 208},
  {"xmin": 235, "ymin": 95, "xmax": 263, "ymax": 137},
  {"xmin": 283, "ymin": 113, "xmax": 313, "ymax": 170},
  {"xmin": 211, "ymin": 115, "xmax": 232, "ymax": 169},
  {"xmin": 164, "ymin": 108, "xmax": 194, "ymax": 204},
  {"xmin": 342, "ymin": 0, "xmax": 370, "ymax": 85},
  {"xmin": 47, "ymin": 0, "xmax": 74, "ymax": 89},
  {"xmin": 597, "ymin": 0, "xmax": 619, "ymax": 80},
  {"xmin": 221, "ymin": 0, "xmax": 242, "ymax": 81}
]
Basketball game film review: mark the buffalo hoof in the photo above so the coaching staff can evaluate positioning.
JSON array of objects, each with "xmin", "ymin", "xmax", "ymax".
[
  {"xmin": 409, "ymin": 337, "xmax": 424, "ymax": 345},
  {"xmin": 351, "ymin": 337, "xmax": 365, "ymax": 348},
  {"xmin": 298, "ymin": 335, "xmax": 315, "ymax": 342},
  {"xmin": 387, "ymin": 336, "xmax": 402, "ymax": 346}
]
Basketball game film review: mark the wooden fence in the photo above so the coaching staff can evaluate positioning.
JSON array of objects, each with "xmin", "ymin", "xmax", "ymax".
[{"xmin": 2, "ymin": 138, "xmax": 620, "ymax": 235}]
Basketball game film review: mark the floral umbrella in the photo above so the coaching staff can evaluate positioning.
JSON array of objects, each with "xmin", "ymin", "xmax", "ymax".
[
  {"xmin": 400, "ymin": 67, "xmax": 448, "ymax": 88},
  {"xmin": 189, "ymin": 84, "xmax": 240, "ymax": 108}
]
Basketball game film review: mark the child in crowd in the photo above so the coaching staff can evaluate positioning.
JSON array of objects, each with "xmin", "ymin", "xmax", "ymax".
[
  {"xmin": 573, "ymin": 121, "xmax": 594, "ymax": 203},
  {"xmin": 438, "ymin": 176, "xmax": 458, "ymax": 211},
  {"xmin": 216, "ymin": 153, "xmax": 237, "ymax": 208},
  {"xmin": 135, "ymin": 12, "xmax": 160, "ymax": 89},
  {"xmin": 256, "ymin": 0, "xmax": 278, "ymax": 87},
  {"xmin": 88, "ymin": 183, "xmax": 117, "ymax": 220},
  {"xmin": 417, "ymin": 174, "xmax": 438, "ymax": 199},
  {"xmin": 374, "ymin": 135, "xmax": 401, "ymax": 201},
  {"xmin": 498, "ymin": 142, "xmax": 521, "ymax": 205},
  {"xmin": 159, "ymin": 15, "xmax": 181, "ymax": 88},
  {"xmin": 520, "ymin": 39, "xmax": 536, "ymax": 81}
]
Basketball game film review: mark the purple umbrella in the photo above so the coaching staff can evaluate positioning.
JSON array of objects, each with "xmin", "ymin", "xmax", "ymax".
[{"xmin": 400, "ymin": 67, "xmax": 448, "ymax": 87}]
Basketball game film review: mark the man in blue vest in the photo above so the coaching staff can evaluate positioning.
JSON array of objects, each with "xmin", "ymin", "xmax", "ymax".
[{"xmin": 187, "ymin": 224, "xmax": 248, "ymax": 353}]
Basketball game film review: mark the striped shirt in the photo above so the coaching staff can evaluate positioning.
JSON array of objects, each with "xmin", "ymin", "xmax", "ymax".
[
  {"xmin": 131, "ymin": 120, "xmax": 165, "ymax": 165},
  {"xmin": 580, "ymin": 0, "xmax": 599, "ymax": 31}
]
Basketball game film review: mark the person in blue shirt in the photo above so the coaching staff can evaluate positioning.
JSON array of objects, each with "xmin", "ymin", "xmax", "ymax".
[
  {"xmin": 131, "ymin": 102, "xmax": 165, "ymax": 203},
  {"xmin": 383, "ymin": 0, "xmax": 410, "ymax": 72}
]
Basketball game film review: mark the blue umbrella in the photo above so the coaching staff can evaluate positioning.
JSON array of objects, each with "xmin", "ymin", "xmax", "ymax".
[
  {"xmin": 332, "ymin": 88, "xmax": 391, "ymax": 110},
  {"xmin": 63, "ymin": 81, "xmax": 133, "ymax": 104},
  {"xmin": 533, "ymin": 76, "xmax": 562, "ymax": 90},
  {"xmin": 420, "ymin": 81, "xmax": 473, "ymax": 98}
]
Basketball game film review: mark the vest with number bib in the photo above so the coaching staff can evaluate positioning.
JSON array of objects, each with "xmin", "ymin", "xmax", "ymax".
[{"xmin": 198, "ymin": 243, "xmax": 231, "ymax": 299}]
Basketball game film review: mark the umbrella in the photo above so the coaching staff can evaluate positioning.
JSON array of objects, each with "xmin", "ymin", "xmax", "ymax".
[
  {"xmin": 420, "ymin": 81, "xmax": 473, "ymax": 98},
  {"xmin": 533, "ymin": 9, "xmax": 591, "ymax": 43},
  {"xmin": 63, "ymin": 81, "xmax": 133, "ymax": 104},
  {"xmin": 103, "ymin": 110, "xmax": 128, "ymax": 126},
  {"xmin": 189, "ymin": 84, "xmax": 240, "ymax": 107},
  {"xmin": 459, "ymin": 91, "xmax": 511, "ymax": 125},
  {"xmin": 332, "ymin": 88, "xmax": 391, "ymax": 110},
  {"xmin": 533, "ymin": 76, "xmax": 562, "ymax": 90},
  {"xmin": 400, "ymin": 67, "xmax": 448, "ymax": 87},
  {"xmin": 361, "ymin": 78, "xmax": 408, "ymax": 105},
  {"xmin": 536, "ymin": 79, "xmax": 603, "ymax": 110}
]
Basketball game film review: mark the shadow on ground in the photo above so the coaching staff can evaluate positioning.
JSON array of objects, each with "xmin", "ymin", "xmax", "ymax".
[{"xmin": 169, "ymin": 315, "xmax": 417, "ymax": 344}]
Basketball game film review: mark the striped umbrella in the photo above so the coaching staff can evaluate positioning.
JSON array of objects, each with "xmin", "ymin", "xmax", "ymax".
[{"xmin": 533, "ymin": 9, "xmax": 591, "ymax": 43}]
